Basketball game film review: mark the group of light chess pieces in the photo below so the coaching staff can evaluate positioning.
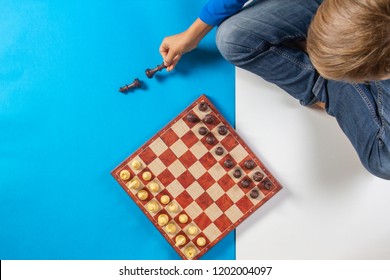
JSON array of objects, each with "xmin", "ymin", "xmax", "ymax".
[
  {"xmin": 118, "ymin": 160, "xmax": 205, "ymax": 259},
  {"xmin": 119, "ymin": 62, "xmax": 166, "ymax": 93}
]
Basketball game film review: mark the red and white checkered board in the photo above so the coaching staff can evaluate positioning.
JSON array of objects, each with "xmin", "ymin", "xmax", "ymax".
[{"xmin": 112, "ymin": 94, "xmax": 282, "ymax": 260}]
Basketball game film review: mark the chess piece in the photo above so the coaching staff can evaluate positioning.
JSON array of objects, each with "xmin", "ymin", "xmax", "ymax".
[
  {"xmin": 168, "ymin": 203, "xmax": 179, "ymax": 213},
  {"xmin": 145, "ymin": 62, "xmax": 167, "ymax": 78},
  {"xmin": 119, "ymin": 78, "xmax": 141, "ymax": 93},
  {"xmin": 203, "ymin": 114, "xmax": 214, "ymax": 124},
  {"xmin": 198, "ymin": 102, "xmax": 208, "ymax": 111},
  {"xmin": 165, "ymin": 223, "xmax": 177, "ymax": 234},
  {"xmin": 147, "ymin": 201, "xmax": 159, "ymax": 213},
  {"xmin": 224, "ymin": 159, "xmax": 234, "ymax": 168},
  {"xmin": 160, "ymin": 195, "xmax": 170, "ymax": 205},
  {"xmin": 119, "ymin": 170, "xmax": 131, "ymax": 180},
  {"xmin": 250, "ymin": 189, "xmax": 259, "ymax": 198},
  {"xmin": 263, "ymin": 180, "xmax": 272, "ymax": 190},
  {"xmin": 196, "ymin": 237, "xmax": 206, "ymax": 247},
  {"xmin": 241, "ymin": 179, "xmax": 251, "ymax": 188},
  {"xmin": 178, "ymin": 214, "xmax": 188, "ymax": 224},
  {"xmin": 244, "ymin": 159, "xmax": 255, "ymax": 170},
  {"xmin": 186, "ymin": 113, "xmax": 199, "ymax": 123},
  {"xmin": 131, "ymin": 160, "xmax": 142, "ymax": 170},
  {"xmin": 175, "ymin": 235, "xmax": 186, "ymax": 246},
  {"xmin": 253, "ymin": 171, "xmax": 264, "ymax": 182},
  {"xmin": 198, "ymin": 127, "xmax": 208, "ymax": 136},
  {"xmin": 128, "ymin": 179, "xmax": 140, "ymax": 189},
  {"xmin": 158, "ymin": 214, "xmax": 169, "ymax": 226},
  {"xmin": 137, "ymin": 190, "xmax": 148, "ymax": 200},
  {"xmin": 149, "ymin": 182, "xmax": 160, "ymax": 192},
  {"xmin": 185, "ymin": 246, "xmax": 196, "ymax": 259},
  {"xmin": 142, "ymin": 171, "xmax": 152, "ymax": 181},
  {"xmin": 218, "ymin": 125, "xmax": 228, "ymax": 135},
  {"xmin": 206, "ymin": 134, "xmax": 215, "ymax": 145},
  {"xmin": 215, "ymin": 147, "xmax": 224, "ymax": 156},
  {"xmin": 233, "ymin": 169, "xmax": 242, "ymax": 178},
  {"xmin": 187, "ymin": 226, "xmax": 198, "ymax": 236}
]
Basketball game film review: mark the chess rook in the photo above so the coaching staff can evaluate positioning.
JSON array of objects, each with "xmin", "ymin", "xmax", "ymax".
[
  {"xmin": 145, "ymin": 62, "xmax": 167, "ymax": 78},
  {"xmin": 119, "ymin": 78, "xmax": 141, "ymax": 93}
]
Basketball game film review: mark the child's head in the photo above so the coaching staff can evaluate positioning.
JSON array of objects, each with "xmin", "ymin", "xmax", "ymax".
[{"xmin": 307, "ymin": 0, "xmax": 390, "ymax": 82}]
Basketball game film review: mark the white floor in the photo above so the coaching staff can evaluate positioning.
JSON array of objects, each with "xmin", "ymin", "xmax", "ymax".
[{"xmin": 235, "ymin": 68, "xmax": 390, "ymax": 259}]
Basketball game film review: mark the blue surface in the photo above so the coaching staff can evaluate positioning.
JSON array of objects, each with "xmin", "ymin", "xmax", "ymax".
[{"xmin": 0, "ymin": 0, "xmax": 235, "ymax": 259}]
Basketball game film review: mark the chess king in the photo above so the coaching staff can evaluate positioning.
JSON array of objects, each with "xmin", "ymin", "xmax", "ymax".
[{"xmin": 159, "ymin": 0, "xmax": 390, "ymax": 180}]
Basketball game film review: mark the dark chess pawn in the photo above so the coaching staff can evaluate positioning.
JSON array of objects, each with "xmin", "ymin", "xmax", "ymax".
[
  {"xmin": 203, "ymin": 114, "xmax": 215, "ymax": 124},
  {"xmin": 145, "ymin": 62, "xmax": 167, "ymax": 78},
  {"xmin": 119, "ymin": 78, "xmax": 141, "ymax": 93},
  {"xmin": 186, "ymin": 113, "xmax": 199, "ymax": 123}
]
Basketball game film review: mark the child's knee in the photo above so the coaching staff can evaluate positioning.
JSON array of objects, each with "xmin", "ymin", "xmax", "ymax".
[{"xmin": 216, "ymin": 19, "xmax": 268, "ymax": 66}]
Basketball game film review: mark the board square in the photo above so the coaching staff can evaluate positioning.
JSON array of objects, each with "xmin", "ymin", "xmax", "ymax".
[
  {"xmin": 204, "ymin": 203, "xmax": 223, "ymax": 222},
  {"xmin": 215, "ymin": 193, "xmax": 235, "ymax": 212},
  {"xmin": 187, "ymin": 161, "xmax": 207, "ymax": 180},
  {"xmin": 206, "ymin": 183, "xmax": 225, "ymax": 201},
  {"xmin": 195, "ymin": 192, "xmax": 214, "ymax": 211},
  {"xmin": 138, "ymin": 147, "xmax": 157, "ymax": 165},
  {"xmin": 160, "ymin": 128, "xmax": 179, "ymax": 147},
  {"xmin": 148, "ymin": 158, "xmax": 166, "ymax": 176},
  {"xmin": 149, "ymin": 138, "xmax": 169, "ymax": 156},
  {"xmin": 179, "ymin": 150, "xmax": 197, "ymax": 169},
  {"xmin": 157, "ymin": 169, "xmax": 175, "ymax": 186},
  {"xmin": 202, "ymin": 223, "xmax": 221, "ymax": 242},
  {"xmin": 199, "ymin": 152, "xmax": 217, "ymax": 170},
  {"xmin": 176, "ymin": 190, "xmax": 194, "ymax": 209},
  {"xmin": 189, "ymin": 142, "xmax": 208, "ymax": 159},
  {"xmin": 111, "ymin": 94, "xmax": 282, "ymax": 260},
  {"xmin": 181, "ymin": 130, "xmax": 199, "ymax": 148},
  {"xmin": 165, "ymin": 180, "xmax": 185, "ymax": 197},
  {"xmin": 193, "ymin": 212, "xmax": 212, "ymax": 230},
  {"xmin": 177, "ymin": 170, "xmax": 196, "ymax": 188},
  {"xmin": 159, "ymin": 149, "xmax": 177, "ymax": 167},
  {"xmin": 186, "ymin": 181, "xmax": 205, "ymax": 200},
  {"xmin": 220, "ymin": 134, "xmax": 239, "ymax": 151},
  {"xmin": 236, "ymin": 195, "xmax": 255, "ymax": 214},
  {"xmin": 171, "ymin": 119, "xmax": 190, "ymax": 138},
  {"xmin": 197, "ymin": 172, "xmax": 216, "ymax": 190},
  {"xmin": 217, "ymin": 173, "xmax": 236, "ymax": 192},
  {"xmin": 167, "ymin": 159, "xmax": 186, "ymax": 178},
  {"xmin": 170, "ymin": 139, "xmax": 188, "ymax": 158},
  {"xmin": 214, "ymin": 213, "xmax": 232, "ymax": 232}
]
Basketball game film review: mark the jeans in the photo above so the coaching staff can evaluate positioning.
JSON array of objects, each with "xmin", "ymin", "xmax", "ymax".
[{"xmin": 216, "ymin": 0, "xmax": 390, "ymax": 180}]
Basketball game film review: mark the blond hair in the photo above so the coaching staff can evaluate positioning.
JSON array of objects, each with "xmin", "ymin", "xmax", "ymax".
[{"xmin": 307, "ymin": 0, "xmax": 390, "ymax": 82}]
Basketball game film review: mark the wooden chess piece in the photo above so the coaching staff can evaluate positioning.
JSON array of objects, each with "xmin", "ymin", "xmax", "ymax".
[
  {"xmin": 145, "ymin": 62, "xmax": 167, "ymax": 78},
  {"xmin": 119, "ymin": 78, "xmax": 141, "ymax": 93}
]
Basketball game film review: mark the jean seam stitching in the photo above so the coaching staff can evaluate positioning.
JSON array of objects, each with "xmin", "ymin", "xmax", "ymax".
[
  {"xmin": 375, "ymin": 81, "xmax": 385, "ymax": 145},
  {"xmin": 352, "ymin": 83, "xmax": 380, "ymax": 125},
  {"xmin": 271, "ymin": 47, "xmax": 314, "ymax": 70}
]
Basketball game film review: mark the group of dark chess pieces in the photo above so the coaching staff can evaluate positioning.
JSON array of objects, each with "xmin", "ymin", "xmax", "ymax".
[{"xmin": 119, "ymin": 62, "xmax": 166, "ymax": 93}]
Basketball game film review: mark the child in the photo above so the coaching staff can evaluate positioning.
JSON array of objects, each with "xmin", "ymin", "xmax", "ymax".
[{"xmin": 159, "ymin": 0, "xmax": 390, "ymax": 180}]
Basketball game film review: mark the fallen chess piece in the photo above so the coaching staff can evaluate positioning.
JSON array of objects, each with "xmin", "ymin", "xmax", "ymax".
[{"xmin": 119, "ymin": 78, "xmax": 141, "ymax": 93}]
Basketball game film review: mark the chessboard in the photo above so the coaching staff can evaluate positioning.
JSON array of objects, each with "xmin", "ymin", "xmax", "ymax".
[{"xmin": 111, "ymin": 94, "xmax": 282, "ymax": 260}]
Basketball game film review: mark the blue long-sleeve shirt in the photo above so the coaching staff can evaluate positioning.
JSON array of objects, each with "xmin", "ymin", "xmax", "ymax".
[{"xmin": 199, "ymin": 0, "xmax": 249, "ymax": 26}]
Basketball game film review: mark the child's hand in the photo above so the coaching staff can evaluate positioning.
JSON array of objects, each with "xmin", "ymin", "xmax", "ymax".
[
  {"xmin": 159, "ymin": 31, "xmax": 197, "ymax": 71},
  {"xmin": 159, "ymin": 18, "xmax": 213, "ymax": 71}
]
